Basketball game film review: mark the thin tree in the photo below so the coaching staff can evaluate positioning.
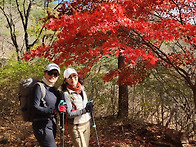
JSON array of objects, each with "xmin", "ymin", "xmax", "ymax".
[{"xmin": 0, "ymin": 0, "xmax": 44, "ymax": 60}]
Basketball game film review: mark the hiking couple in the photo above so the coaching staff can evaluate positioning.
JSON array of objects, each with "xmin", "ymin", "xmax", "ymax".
[{"xmin": 32, "ymin": 63, "xmax": 93, "ymax": 147}]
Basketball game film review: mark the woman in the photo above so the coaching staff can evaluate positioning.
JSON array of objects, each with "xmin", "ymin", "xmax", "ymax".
[
  {"xmin": 32, "ymin": 63, "xmax": 61, "ymax": 147},
  {"xmin": 61, "ymin": 68, "xmax": 93, "ymax": 147}
]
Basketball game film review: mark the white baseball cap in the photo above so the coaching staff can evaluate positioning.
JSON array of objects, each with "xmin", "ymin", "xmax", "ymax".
[
  {"xmin": 64, "ymin": 68, "xmax": 78, "ymax": 78},
  {"xmin": 45, "ymin": 63, "xmax": 60, "ymax": 73}
]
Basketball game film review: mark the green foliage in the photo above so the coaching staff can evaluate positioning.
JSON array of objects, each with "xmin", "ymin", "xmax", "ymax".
[
  {"xmin": 27, "ymin": 19, "xmax": 43, "ymax": 38},
  {"xmin": 31, "ymin": 7, "xmax": 45, "ymax": 21},
  {"xmin": 0, "ymin": 58, "xmax": 51, "ymax": 85},
  {"xmin": 2, "ymin": 31, "xmax": 10, "ymax": 36}
]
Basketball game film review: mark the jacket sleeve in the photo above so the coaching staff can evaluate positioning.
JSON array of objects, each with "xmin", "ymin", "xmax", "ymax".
[
  {"xmin": 55, "ymin": 89, "xmax": 62, "ymax": 111},
  {"xmin": 63, "ymin": 92, "xmax": 86, "ymax": 118},
  {"xmin": 33, "ymin": 84, "xmax": 54, "ymax": 115}
]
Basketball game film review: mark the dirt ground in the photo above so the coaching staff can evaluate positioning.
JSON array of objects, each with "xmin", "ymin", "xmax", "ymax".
[{"xmin": 0, "ymin": 114, "xmax": 195, "ymax": 147}]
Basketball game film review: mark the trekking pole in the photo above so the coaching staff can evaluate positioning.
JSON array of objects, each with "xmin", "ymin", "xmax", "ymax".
[
  {"xmin": 59, "ymin": 100, "xmax": 66, "ymax": 147},
  {"xmin": 88, "ymin": 100, "xmax": 100, "ymax": 147}
]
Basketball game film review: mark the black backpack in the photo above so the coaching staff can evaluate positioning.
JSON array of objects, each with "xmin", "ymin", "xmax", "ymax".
[{"xmin": 19, "ymin": 78, "xmax": 46, "ymax": 122}]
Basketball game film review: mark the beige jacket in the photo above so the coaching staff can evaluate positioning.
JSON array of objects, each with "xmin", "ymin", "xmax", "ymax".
[{"xmin": 63, "ymin": 86, "xmax": 91, "ymax": 124}]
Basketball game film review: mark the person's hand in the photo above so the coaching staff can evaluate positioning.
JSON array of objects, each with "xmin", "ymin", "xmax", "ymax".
[
  {"xmin": 85, "ymin": 102, "xmax": 93, "ymax": 112},
  {"xmin": 47, "ymin": 106, "xmax": 55, "ymax": 114}
]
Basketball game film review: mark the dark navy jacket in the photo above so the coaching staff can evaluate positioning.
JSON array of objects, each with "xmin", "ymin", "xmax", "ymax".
[{"xmin": 32, "ymin": 82, "xmax": 60, "ymax": 120}]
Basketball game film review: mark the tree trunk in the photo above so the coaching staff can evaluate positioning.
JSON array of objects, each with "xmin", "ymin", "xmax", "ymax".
[
  {"xmin": 118, "ymin": 83, "xmax": 128, "ymax": 118},
  {"xmin": 117, "ymin": 54, "xmax": 128, "ymax": 118}
]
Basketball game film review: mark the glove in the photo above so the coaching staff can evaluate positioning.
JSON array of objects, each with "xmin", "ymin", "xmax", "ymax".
[
  {"xmin": 85, "ymin": 102, "xmax": 93, "ymax": 112},
  {"xmin": 47, "ymin": 106, "xmax": 55, "ymax": 115},
  {"xmin": 59, "ymin": 105, "xmax": 66, "ymax": 113}
]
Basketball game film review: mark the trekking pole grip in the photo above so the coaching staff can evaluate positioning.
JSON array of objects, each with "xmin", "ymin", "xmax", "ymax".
[{"xmin": 59, "ymin": 100, "xmax": 66, "ymax": 113}]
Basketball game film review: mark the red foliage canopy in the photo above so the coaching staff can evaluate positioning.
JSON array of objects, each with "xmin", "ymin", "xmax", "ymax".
[{"xmin": 24, "ymin": 0, "xmax": 196, "ymax": 86}]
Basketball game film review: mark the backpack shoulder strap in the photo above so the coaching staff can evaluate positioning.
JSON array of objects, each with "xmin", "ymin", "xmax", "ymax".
[
  {"xmin": 64, "ymin": 90, "xmax": 74, "ymax": 103},
  {"xmin": 36, "ymin": 82, "xmax": 47, "ymax": 107}
]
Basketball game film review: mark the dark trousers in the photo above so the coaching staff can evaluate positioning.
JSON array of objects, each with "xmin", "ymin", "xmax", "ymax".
[{"xmin": 32, "ymin": 119, "xmax": 57, "ymax": 147}]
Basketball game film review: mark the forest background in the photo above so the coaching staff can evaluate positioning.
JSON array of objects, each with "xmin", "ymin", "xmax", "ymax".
[{"xmin": 0, "ymin": 0, "xmax": 195, "ymax": 146}]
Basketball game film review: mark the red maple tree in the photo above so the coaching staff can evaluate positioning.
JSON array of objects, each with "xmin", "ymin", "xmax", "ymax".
[{"xmin": 24, "ymin": 0, "xmax": 196, "ymax": 110}]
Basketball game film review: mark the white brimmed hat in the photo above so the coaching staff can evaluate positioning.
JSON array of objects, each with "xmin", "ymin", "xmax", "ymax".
[
  {"xmin": 45, "ymin": 63, "xmax": 60, "ymax": 73},
  {"xmin": 64, "ymin": 68, "xmax": 78, "ymax": 78}
]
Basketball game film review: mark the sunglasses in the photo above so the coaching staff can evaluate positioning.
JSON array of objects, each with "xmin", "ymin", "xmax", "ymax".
[{"xmin": 47, "ymin": 71, "xmax": 60, "ymax": 77}]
